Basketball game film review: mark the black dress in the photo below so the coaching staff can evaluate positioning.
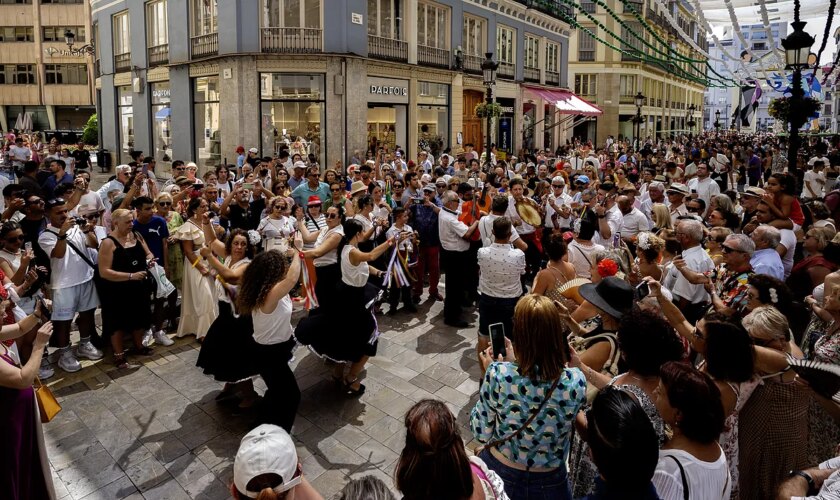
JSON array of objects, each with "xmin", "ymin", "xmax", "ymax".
[{"xmin": 101, "ymin": 233, "xmax": 152, "ymax": 337}]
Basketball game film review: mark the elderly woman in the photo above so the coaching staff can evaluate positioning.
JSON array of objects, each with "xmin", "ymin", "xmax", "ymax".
[
  {"xmin": 705, "ymin": 227, "xmax": 733, "ymax": 266},
  {"xmin": 651, "ymin": 203, "xmax": 673, "ymax": 234},
  {"xmin": 471, "ymin": 294, "xmax": 586, "ymax": 500},
  {"xmin": 257, "ymin": 196, "xmax": 295, "ymax": 252},
  {"xmin": 788, "ymin": 227, "xmax": 837, "ymax": 299},
  {"xmin": 98, "ymin": 208, "xmax": 156, "ymax": 368}
]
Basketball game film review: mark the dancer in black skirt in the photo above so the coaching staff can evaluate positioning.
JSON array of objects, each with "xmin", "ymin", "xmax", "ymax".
[
  {"xmin": 296, "ymin": 205, "xmax": 344, "ymax": 311},
  {"xmin": 195, "ymin": 226, "xmax": 259, "ymax": 408},
  {"xmin": 295, "ymin": 219, "xmax": 407, "ymax": 396}
]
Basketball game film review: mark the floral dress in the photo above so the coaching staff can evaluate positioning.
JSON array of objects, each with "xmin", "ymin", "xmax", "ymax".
[
  {"xmin": 808, "ymin": 327, "xmax": 840, "ymax": 465},
  {"xmin": 165, "ymin": 211, "xmax": 185, "ymax": 290},
  {"xmin": 720, "ymin": 378, "xmax": 761, "ymax": 500}
]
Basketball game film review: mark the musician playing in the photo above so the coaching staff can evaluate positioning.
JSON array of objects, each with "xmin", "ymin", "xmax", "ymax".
[
  {"xmin": 438, "ymin": 190, "xmax": 480, "ymax": 328},
  {"xmin": 458, "ymin": 181, "xmax": 486, "ymax": 306},
  {"xmin": 505, "ymin": 177, "xmax": 544, "ymax": 282},
  {"xmin": 590, "ymin": 181, "xmax": 623, "ymax": 249}
]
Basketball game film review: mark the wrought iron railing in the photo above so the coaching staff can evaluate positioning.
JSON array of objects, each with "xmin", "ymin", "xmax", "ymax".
[
  {"xmin": 545, "ymin": 70, "xmax": 560, "ymax": 85},
  {"xmin": 463, "ymin": 54, "xmax": 483, "ymax": 74},
  {"xmin": 524, "ymin": 67, "xmax": 540, "ymax": 82},
  {"xmin": 367, "ymin": 35, "xmax": 408, "ymax": 62},
  {"xmin": 191, "ymin": 33, "xmax": 218, "ymax": 58},
  {"xmin": 497, "ymin": 61, "xmax": 515, "ymax": 79},
  {"xmin": 148, "ymin": 44, "xmax": 169, "ymax": 65},
  {"xmin": 114, "ymin": 52, "xmax": 131, "ymax": 72},
  {"xmin": 417, "ymin": 45, "xmax": 450, "ymax": 69},
  {"xmin": 261, "ymin": 27, "xmax": 322, "ymax": 53}
]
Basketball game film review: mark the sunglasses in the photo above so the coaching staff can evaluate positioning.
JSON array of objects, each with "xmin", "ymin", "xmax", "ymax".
[
  {"xmin": 157, "ymin": 201, "xmax": 172, "ymax": 206},
  {"xmin": 85, "ymin": 213, "xmax": 102, "ymax": 220},
  {"xmin": 552, "ymin": 184, "xmax": 563, "ymax": 188},
  {"xmin": 326, "ymin": 213, "xmax": 339, "ymax": 219},
  {"xmin": 330, "ymin": 187, "xmax": 342, "ymax": 192},
  {"xmin": 722, "ymin": 245, "xmax": 742, "ymax": 254},
  {"xmin": 273, "ymin": 205, "xmax": 285, "ymax": 210},
  {"xmin": 5, "ymin": 235, "xmax": 24, "ymax": 243}
]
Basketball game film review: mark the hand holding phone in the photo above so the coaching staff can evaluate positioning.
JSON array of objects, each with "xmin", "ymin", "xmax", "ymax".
[{"xmin": 489, "ymin": 322, "xmax": 506, "ymax": 359}]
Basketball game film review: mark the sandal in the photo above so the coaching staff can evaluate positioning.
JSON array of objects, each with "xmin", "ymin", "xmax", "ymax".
[
  {"xmin": 113, "ymin": 353, "xmax": 138, "ymax": 370},
  {"xmin": 132, "ymin": 346, "xmax": 154, "ymax": 356},
  {"xmin": 343, "ymin": 378, "xmax": 366, "ymax": 397}
]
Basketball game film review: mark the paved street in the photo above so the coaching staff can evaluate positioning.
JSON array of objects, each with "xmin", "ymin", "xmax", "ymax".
[{"xmin": 44, "ymin": 298, "xmax": 482, "ymax": 499}]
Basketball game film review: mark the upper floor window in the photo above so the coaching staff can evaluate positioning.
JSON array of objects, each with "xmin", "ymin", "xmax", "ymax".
[
  {"xmin": 43, "ymin": 26, "xmax": 84, "ymax": 42},
  {"xmin": 574, "ymin": 74, "xmax": 597, "ymax": 96},
  {"xmin": 191, "ymin": 0, "xmax": 218, "ymax": 36},
  {"xmin": 545, "ymin": 42, "xmax": 559, "ymax": 73},
  {"xmin": 368, "ymin": 0, "xmax": 403, "ymax": 39},
  {"xmin": 263, "ymin": 0, "xmax": 321, "ymax": 28},
  {"xmin": 496, "ymin": 25, "xmax": 515, "ymax": 64},
  {"xmin": 524, "ymin": 35, "xmax": 539, "ymax": 68},
  {"xmin": 0, "ymin": 0, "xmax": 31, "ymax": 4},
  {"xmin": 113, "ymin": 11, "xmax": 130, "ymax": 55},
  {"xmin": 417, "ymin": 1, "xmax": 448, "ymax": 49},
  {"xmin": 147, "ymin": 0, "xmax": 168, "ymax": 47},
  {"xmin": 462, "ymin": 15, "xmax": 485, "ymax": 57},
  {"xmin": 578, "ymin": 28, "xmax": 596, "ymax": 61},
  {"xmin": 619, "ymin": 74, "xmax": 636, "ymax": 96},
  {"xmin": 44, "ymin": 64, "xmax": 88, "ymax": 84},
  {"xmin": 41, "ymin": 0, "xmax": 83, "ymax": 3},
  {"xmin": 0, "ymin": 64, "xmax": 36, "ymax": 84},
  {"xmin": 0, "ymin": 27, "xmax": 34, "ymax": 42}
]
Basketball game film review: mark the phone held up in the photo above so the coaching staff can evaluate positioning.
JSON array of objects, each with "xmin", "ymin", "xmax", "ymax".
[{"xmin": 488, "ymin": 322, "xmax": 506, "ymax": 359}]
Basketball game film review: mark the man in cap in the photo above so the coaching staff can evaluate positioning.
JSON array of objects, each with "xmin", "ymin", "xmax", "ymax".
[
  {"xmin": 666, "ymin": 183, "xmax": 690, "ymax": 226},
  {"xmin": 740, "ymin": 187, "xmax": 765, "ymax": 233},
  {"xmin": 288, "ymin": 161, "xmax": 307, "ymax": 190}
]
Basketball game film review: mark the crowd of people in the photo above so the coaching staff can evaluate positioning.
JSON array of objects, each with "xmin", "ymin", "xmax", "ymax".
[{"xmin": 3, "ymin": 128, "xmax": 840, "ymax": 499}]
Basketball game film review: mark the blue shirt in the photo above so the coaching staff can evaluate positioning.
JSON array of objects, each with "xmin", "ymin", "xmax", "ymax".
[
  {"xmin": 41, "ymin": 172, "xmax": 73, "ymax": 199},
  {"xmin": 750, "ymin": 248, "xmax": 784, "ymax": 280},
  {"xmin": 133, "ymin": 215, "xmax": 169, "ymax": 264},
  {"xmin": 291, "ymin": 181, "xmax": 330, "ymax": 208},
  {"xmin": 410, "ymin": 201, "xmax": 441, "ymax": 247}
]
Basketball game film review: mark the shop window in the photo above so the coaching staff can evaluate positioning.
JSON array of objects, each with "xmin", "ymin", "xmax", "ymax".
[
  {"xmin": 418, "ymin": 82, "xmax": 449, "ymax": 157},
  {"xmin": 260, "ymin": 73, "xmax": 325, "ymax": 165},
  {"xmin": 117, "ymin": 86, "xmax": 134, "ymax": 163},
  {"xmin": 44, "ymin": 64, "xmax": 88, "ymax": 85},
  {"xmin": 194, "ymin": 76, "xmax": 221, "ymax": 169},
  {"xmin": 43, "ymin": 26, "xmax": 85, "ymax": 42},
  {"xmin": 151, "ymin": 82, "xmax": 171, "ymax": 165}
]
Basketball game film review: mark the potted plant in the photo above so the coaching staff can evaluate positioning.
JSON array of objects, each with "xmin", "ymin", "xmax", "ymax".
[
  {"xmin": 768, "ymin": 96, "xmax": 821, "ymax": 122},
  {"xmin": 474, "ymin": 102, "xmax": 502, "ymax": 119}
]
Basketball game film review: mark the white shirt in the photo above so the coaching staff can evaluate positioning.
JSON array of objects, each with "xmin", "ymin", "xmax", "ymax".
[
  {"xmin": 792, "ymin": 455, "xmax": 840, "ymax": 500},
  {"xmin": 505, "ymin": 196, "xmax": 537, "ymax": 236},
  {"xmin": 386, "ymin": 223, "xmax": 414, "ymax": 253},
  {"xmin": 709, "ymin": 153, "xmax": 730, "ymax": 174},
  {"xmin": 72, "ymin": 190, "xmax": 105, "ymax": 217},
  {"xmin": 687, "ymin": 176, "xmax": 721, "ymax": 208},
  {"xmin": 313, "ymin": 225, "xmax": 344, "ymax": 267},
  {"xmin": 669, "ymin": 244, "xmax": 714, "ymax": 304},
  {"xmin": 438, "ymin": 207, "xmax": 471, "ymax": 252},
  {"xmin": 591, "ymin": 204, "xmax": 622, "ymax": 248},
  {"xmin": 252, "ymin": 295, "xmax": 293, "ymax": 345},
  {"xmin": 567, "ymin": 240, "xmax": 605, "ymax": 279},
  {"xmin": 779, "ymin": 228, "xmax": 796, "ymax": 278},
  {"xmin": 340, "ymin": 245, "xmax": 369, "ymax": 287},
  {"xmin": 8, "ymin": 145, "xmax": 31, "ymax": 164},
  {"xmin": 38, "ymin": 225, "xmax": 94, "ymax": 289},
  {"xmin": 670, "ymin": 204, "xmax": 689, "ymax": 226},
  {"xmin": 653, "ymin": 448, "xmax": 731, "ymax": 500},
  {"xmin": 804, "ymin": 170, "xmax": 826, "ymax": 198},
  {"xmin": 620, "ymin": 207, "xmax": 650, "ymax": 238},
  {"xmin": 545, "ymin": 192, "xmax": 573, "ymax": 230},
  {"xmin": 478, "ymin": 214, "xmax": 520, "ymax": 248},
  {"xmin": 478, "ymin": 243, "xmax": 525, "ymax": 298},
  {"xmin": 96, "ymin": 179, "xmax": 126, "ymax": 211}
]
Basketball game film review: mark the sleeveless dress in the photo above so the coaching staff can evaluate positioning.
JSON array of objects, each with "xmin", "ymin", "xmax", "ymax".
[
  {"xmin": 541, "ymin": 265, "xmax": 576, "ymax": 303},
  {"xmin": 164, "ymin": 212, "xmax": 185, "ymax": 290},
  {"xmin": 196, "ymin": 258, "xmax": 259, "ymax": 383},
  {"xmin": 100, "ymin": 233, "xmax": 152, "ymax": 337},
  {"xmin": 173, "ymin": 220, "xmax": 218, "ymax": 339},
  {"xmin": 720, "ymin": 378, "xmax": 761, "ymax": 500}
]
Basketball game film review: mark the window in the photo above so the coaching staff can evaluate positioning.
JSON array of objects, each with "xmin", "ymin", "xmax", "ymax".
[
  {"xmin": 417, "ymin": 1, "xmax": 448, "ymax": 49},
  {"xmin": 751, "ymin": 30, "xmax": 767, "ymax": 40},
  {"xmin": 117, "ymin": 86, "xmax": 134, "ymax": 163},
  {"xmin": 496, "ymin": 25, "xmax": 515, "ymax": 63},
  {"xmin": 43, "ymin": 26, "xmax": 85, "ymax": 42},
  {"xmin": 192, "ymin": 0, "xmax": 218, "ymax": 36},
  {"xmin": 0, "ymin": 27, "xmax": 34, "ymax": 42},
  {"xmin": 0, "ymin": 0, "xmax": 32, "ymax": 4},
  {"xmin": 146, "ymin": 0, "xmax": 168, "ymax": 47},
  {"xmin": 578, "ymin": 28, "xmax": 596, "ymax": 61},
  {"xmin": 151, "ymin": 82, "xmax": 171, "ymax": 166},
  {"xmin": 752, "ymin": 42, "xmax": 766, "ymax": 51},
  {"xmin": 418, "ymin": 82, "xmax": 449, "ymax": 153},
  {"xmin": 113, "ymin": 11, "xmax": 130, "ymax": 55},
  {"xmin": 260, "ymin": 73, "xmax": 325, "ymax": 165},
  {"xmin": 44, "ymin": 64, "xmax": 88, "ymax": 84},
  {"xmin": 545, "ymin": 42, "xmax": 559, "ymax": 72},
  {"xmin": 194, "ymin": 77, "xmax": 221, "ymax": 168},
  {"xmin": 621, "ymin": 22, "xmax": 643, "ymax": 57},
  {"xmin": 368, "ymin": 0, "xmax": 403, "ymax": 39},
  {"xmin": 524, "ymin": 35, "xmax": 539, "ymax": 68},
  {"xmin": 462, "ymin": 15, "xmax": 485, "ymax": 56},
  {"xmin": 263, "ymin": 0, "xmax": 321, "ymax": 28},
  {"xmin": 0, "ymin": 65, "xmax": 36, "ymax": 84},
  {"xmin": 620, "ymin": 75, "xmax": 636, "ymax": 96},
  {"xmin": 574, "ymin": 74, "xmax": 597, "ymax": 96},
  {"xmin": 41, "ymin": 0, "xmax": 83, "ymax": 3}
]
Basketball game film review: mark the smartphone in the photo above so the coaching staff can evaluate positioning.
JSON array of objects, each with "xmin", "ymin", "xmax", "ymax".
[
  {"xmin": 24, "ymin": 241, "xmax": 32, "ymax": 253},
  {"xmin": 243, "ymin": 183, "xmax": 254, "ymax": 191},
  {"xmin": 141, "ymin": 163, "xmax": 149, "ymax": 176},
  {"xmin": 488, "ymin": 322, "xmax": 506, "ymax": 359},
  {"xmin": 635, "ymin": 282, "xmax": 650, "ymax": 301},
  {"xmin": 37, "ymin": 296, "xmax": 51, "ymax": 321}
]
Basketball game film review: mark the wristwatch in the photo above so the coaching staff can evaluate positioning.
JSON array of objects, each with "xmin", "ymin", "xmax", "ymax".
[{"xmin": 789, "ymin": 470, "xmax": 816, "ymax": 496}]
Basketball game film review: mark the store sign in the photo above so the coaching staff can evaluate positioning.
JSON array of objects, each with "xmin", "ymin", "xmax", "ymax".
[
  {"xmin": 152, "ymin": 88, "xmax": 171, "ymax": 98},
  {"xmin": 500, "ymin": 106, "xmax": 515, "ymax": 114},
  {"xmin": 367, "ymin": 77, "xmax": 409, "ymax": 104},
  {"xmin": 43, "ymin": 47, "xmax": 85, "ymax": 58}
]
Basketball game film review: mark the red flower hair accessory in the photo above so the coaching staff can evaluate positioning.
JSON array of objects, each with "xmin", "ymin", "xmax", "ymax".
[{"xmin": 597, "ymin": 258, "xmax": 619, "ymax": 277}]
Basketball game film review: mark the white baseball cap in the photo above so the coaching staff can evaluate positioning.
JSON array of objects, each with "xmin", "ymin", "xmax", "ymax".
[
  {"xmin": 233, "ymin": 424, "xmax": 301, "ymax": 498},
  {"xmin": 248, "ymin": 147, "xmax": 259, "ymax": 154}
]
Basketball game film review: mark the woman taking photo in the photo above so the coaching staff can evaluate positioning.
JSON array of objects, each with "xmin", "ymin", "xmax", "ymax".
[
  {"xmin": 396, "ymin": 399, "xmax": 508, "ymax": 500},
  {"xmin": 0, "ymin": 307, "xmax": 53, "ymax": 500},
  {"xmin": 236, "ymin": 241, "xmax": 302, "ymax": 432},
  {"xmin": 297, "ymin": 205, "xmax": 344, "ymax": 311},
  {"xmin": 471, "ymin": 294, "xmax": 586, "ymax": 500},
  {"xmin": 173, "ymin": 197, "xmax": 218, "ymax": 341},
  {"xmin": 196, "ymin": 228, "xmax": 259, "ymax": 408},
  {"xmin": 0, "ymin": 222, "xmax": 46, "ymax": 358},
  {"xmin": 98, "ymin": 209, "xmax": 156, "ymax": 369},
  {"xmin": 296, "ymin": 219, "xmax": 399, "ymax": 396},
  {"xmin": 652, "ymin": 361, "xmax": 731, "ymax": 500}
]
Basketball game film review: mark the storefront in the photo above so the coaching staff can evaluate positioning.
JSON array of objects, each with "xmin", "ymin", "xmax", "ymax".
[
  {"xmin": 417, "ymin": 81, "xmax": 449, "ymax": 158},
  {"xmin": 367, "ymin": 76, "xmax": 408, "ymax": 155},
  {"xmin": 260, "ymin": 73, "xmax": 325, "ymax": 164},
  {"xmin": 117, "ymin": 86, "xmax": 133, "ymax": 163},
  {"xmin": 193, "ymin": 76, "xmax": 221, "ymax": 168},
  {"xmin": 150, "ymin": 82, "xmax": 171, "ymax": 165},
  {"xmin": 496, "ymin": 98, "xmax": 515, "ymax": 160}
]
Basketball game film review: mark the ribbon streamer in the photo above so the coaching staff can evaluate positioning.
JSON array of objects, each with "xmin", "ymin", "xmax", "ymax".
[
  {"xmin": 382, "ymin": 245, "xmax": 410, "ymax": 289},
  {"xmin": 300, "ymin": 257, "xmax": 318, "ymax": 310}
]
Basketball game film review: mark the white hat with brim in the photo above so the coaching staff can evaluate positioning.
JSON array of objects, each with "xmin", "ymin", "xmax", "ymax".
[{"xmin": 234, "ymin": 424, "xmax": 300, "ymax": 498}]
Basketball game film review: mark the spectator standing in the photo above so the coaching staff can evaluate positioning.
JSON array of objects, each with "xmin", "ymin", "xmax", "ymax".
[
  {"xmin": 410, "ymin": 185, "xmax": 442, "ymax": 302},
  {"xmin": 438, "ymin": 190, "xmax": 479, "ymax": 327}
]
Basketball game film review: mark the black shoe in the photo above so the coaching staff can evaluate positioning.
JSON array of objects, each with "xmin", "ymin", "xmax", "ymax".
[
  {"xmin": 386, "ymin": 307, "xmax": 399, "ymax": 316},
  {"xmin": 403, "ymin": 305, "xmax": 418, "ymax": 313},
  {"xmin": 444, "ymin": 319, "xmax": 472, "ymax": 328}
]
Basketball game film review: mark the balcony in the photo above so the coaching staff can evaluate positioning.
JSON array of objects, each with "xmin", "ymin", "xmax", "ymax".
[
  {"xmin": 578, "ymin": 50, "xmax": 595, "ymax": 62},
  {"xmin": 463, "ymin": 54, "xmax": 483, "ymax": 75},
  {"xmin": 545, "ymin": 70, "xmax": 560, "ymax": 86},
  {"xmin": 191, "ymin": 33, "xmax": 218, "ymax": 59},
  {"xmin": 114, "ymin": 52, "xmax": 131, "ymax": 72},
  {"xmin": 524, "ymin": 66, "xmax": 540, "ymax": 83},
  {"xmin": 148, "ymin": 44, "xmax": 169, "ymax": 66},
  {"xmin": 261, "ymin": 27, "xmax": 323, "ymax": 53},
  {"xmin": 512, "ymin": 0, "xmax": 574, "ymax": 21},
  {"xmin": 624, "ymin": 1, "xmax": 643, "ymax": 13},
  {"xmin": 497, "ymin": 61, "xmax": 515, "ymax": 79},
  {"xmin": 580, "ymin": 1, "xmax": 596, "ymax": 13},
  {"xmin": 622, "ymin": 52, "xmax": 642, "ymax": 62},
  {"xmin": 418, "ymin": 45, "xmax": 450, "ymax": 69},
  {"xmin": 368, "ymin": 35, "xmax": 407, "ymax": 63},
  {"xmin": 619, "ymin": 95, "xmax": 635, "ymax": 104}
]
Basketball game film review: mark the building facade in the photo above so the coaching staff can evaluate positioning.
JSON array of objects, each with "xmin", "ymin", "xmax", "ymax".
[
  {"xmin": 92, "ymin": 0, "xmax": 577, "ymax": 169},
  {"xmin": 568, "ymin": 0, "xmax": 708, "ymax": 146},
  {"xmin": 0, "ymin": 0, "xmax": 95, "ymax": 134}
]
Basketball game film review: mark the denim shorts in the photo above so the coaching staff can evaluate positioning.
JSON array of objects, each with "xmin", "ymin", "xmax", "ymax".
[
  {"xmin": 479, "ymin": 448, "xmax": 572, "ymax": 500},
  {"xmin": 52, "ymin": 280, "xmax": 100, "ymax": 321}
]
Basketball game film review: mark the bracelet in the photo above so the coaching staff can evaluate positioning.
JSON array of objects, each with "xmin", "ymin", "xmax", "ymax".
[
  {"xmin": 128, "ymin": 273, "xmax": 132, "ymax": 281},
  {"xmin": 191, "ymin": 257, "xmax": 201, "ymax": 268},
  {"xmin": 298, "ymin": 251, "xmax": 305, "ymax": 259}
]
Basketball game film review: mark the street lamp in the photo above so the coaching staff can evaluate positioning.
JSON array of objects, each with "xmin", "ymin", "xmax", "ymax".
[
  {"xmin": 686, "ymin": 104, "xmax": 697, "ymax": 137},
  {"xmin": 481, "ymin": 52, "xmax": 498, "ymax": 169},
  {"xmin": 714, "ymin": 109, "xmax": 721, "ymax": 131},
  {"xmin": 64, "ymin": 28, "xmax": 95, "ymax": 56},
  {"xmin": 781, "ymin": 20, "xmax": 815, "ymax": 172},
  {"xmin": 633, "ymin": 92, "xmax": 645, "ymax": 150}
]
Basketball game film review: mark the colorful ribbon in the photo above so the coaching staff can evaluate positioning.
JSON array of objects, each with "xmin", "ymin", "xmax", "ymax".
[
  {"xmin": 382, "ymin": 244, "xmax": 411, "ymax": 289},
  {"xmin": 300, "ymin": 257, "xmax": 318, "ymax": 310}
]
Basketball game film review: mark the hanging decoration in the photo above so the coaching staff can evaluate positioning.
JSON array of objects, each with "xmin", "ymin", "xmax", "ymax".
[
  {"xmin": 768, "ymin": 96, "xmax": 822, "ymax": 122},
  {"xmin": 687, "ymin": 0, "xmax": 755, "ymax": 81},
  {"xmin": 755, "ymin": 0, "xmax": 786, "ymax": 68},
  {"xmin": 814, "ymin": 0, "xmax": 838, "ymax": 67},
  {"xmin": 721, "ymin": 0, "xmax": 773, "ymax": 77}
]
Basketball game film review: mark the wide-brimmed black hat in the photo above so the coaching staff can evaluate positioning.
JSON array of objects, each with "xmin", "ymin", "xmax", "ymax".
[{"xmin": 578, "ymin": 276, "xmax": 634, "ymax": 319}]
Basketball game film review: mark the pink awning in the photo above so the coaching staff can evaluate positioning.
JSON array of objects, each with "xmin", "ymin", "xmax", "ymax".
[{"xmin": 525, "ymin": 86, "xmax": 602, "ymax": 116}]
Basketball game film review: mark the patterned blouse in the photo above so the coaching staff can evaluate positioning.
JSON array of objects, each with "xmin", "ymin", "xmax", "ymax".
[{"xmin": 470, "ymin": 362, "xmax": 587, "ymax": 468}]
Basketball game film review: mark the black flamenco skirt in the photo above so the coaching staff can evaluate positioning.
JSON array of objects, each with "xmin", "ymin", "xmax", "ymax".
[
  {"xmin": 295, "ymin": 280, "xmax": 382, "ymax": 363},
  {"xmin": 196, "ymin": 301, "xmax": 260, "ymax": 383}
]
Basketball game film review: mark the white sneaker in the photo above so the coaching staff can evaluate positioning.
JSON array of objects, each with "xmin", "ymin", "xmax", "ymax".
[
  {"xmin": 75, "ymin": 340, "xmax": 103, "ymax": 361},
  {"xmin": 58, "ymin": 350, "xmax": 81, "ymax": 373},
  {"xmin": 142, "ymin": 330, "xmax": 153, "ymax": 347},
  {"xmin": 153, "ymin": 330, "xmax": 174, "ymax": 346},
  {"xmin": 39, "ymin": 357, "xmax": 54, "ymax": 379}
]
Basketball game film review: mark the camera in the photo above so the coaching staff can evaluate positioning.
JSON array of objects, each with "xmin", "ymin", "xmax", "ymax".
[{"xmin": 72, "ymin": 216, "xmax": 87, "ymax": 226}]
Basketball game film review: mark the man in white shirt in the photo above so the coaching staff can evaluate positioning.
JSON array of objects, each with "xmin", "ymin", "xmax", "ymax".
[
  {"xmin": 708, "ymin": 147, "xmax": 730, "ymax": 190},
  {"xmin": 804, "ymin": 161, "xmax": 827, "ymax": 199},
  {"xmin": 641, "ymin": 181, "xmax": 667, "ymax": 221},
  {"xmin": 96, "ymin": 164, "xmax": 131, "ymax": 211},
  {"xmin": 666, "ymin": 183, "xmax": 690, "ymax": 226},
  {"xmin": 478, "ymin": 195, "xmax": 527, "ymax": 251},
  {"xmin": 505, "ymin": 178, "xmax": 543, "ymax": 280},
  {"xmin": 591, "ymin": 182, "xmax": 622, "ymax": 248},
  {"xmin": 617, "ymin": 195, "xmax": 650, "ymax": 243},
  {"xmin": 750, "ymin": 225, "xmax": 784, "ymax": 280},
  {"xmin": 665, "ymin": 219, "xmax": 715, "ymax": 323},
  {"xmin": 38, "ymin": 198, "xmax": 103, "ymax": 374},
  {"xmin": 778, "ymin": 454, "xmax": 840, "ymax": 499},
  {"xmin": 5, "ymin": 137, "xmax": 30, "ymax": 180},
  {"xmin": 545, "ymin": 176, "xmax": 573, "ymax": 232},
  {"xmin": 476, "ymin": 216, "xmax": 525, "ymax": 365},
  {"xmin": 687, "ymin": 163, "xmax": 720, "ymax": 217},
  {"xmin": 438, "ymin": 190, "xmax": 479, "ymax": 328}
]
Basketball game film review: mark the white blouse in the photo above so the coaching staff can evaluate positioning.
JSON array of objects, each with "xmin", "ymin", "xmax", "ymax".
[
  {"xmin": 313, "ymin": 225, "xmax": 344, "ymax": 267},
  {"xmin": 653, "ymin": 448, "xmax": 731, "ymax": 500}
]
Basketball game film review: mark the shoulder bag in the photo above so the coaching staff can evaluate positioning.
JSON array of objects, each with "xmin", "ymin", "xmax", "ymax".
[{"xmin": 34, "ymin": 376, "xmax": 61, "ymax": 423}]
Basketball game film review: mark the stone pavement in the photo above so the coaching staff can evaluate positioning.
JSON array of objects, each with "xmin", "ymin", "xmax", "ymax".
[{"xmin": 44, "ymin": 298, "xmax": 482, "ymax": 499}]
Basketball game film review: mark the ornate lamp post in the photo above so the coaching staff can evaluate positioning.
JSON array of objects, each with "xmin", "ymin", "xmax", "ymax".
[
  {"xmin": 686, "ymin": 104, "xmax": 697, "ymax": 137},
  {"xmin": 714, "ymin": 110, "xmax": 721, "ymax": 131},
  {"xmin": 633, "ymin": 92, "xmax": 645, "ymax": 150},
  {"xmin": 481, "ymin": 53, "xmax": 499, "ymax": 169},
  {"xmin": 64, "ymin": 29, "xmax": 95, "ymax": 56},
  {"xmin": 781, "ymin": 21, "xmax": 815, "ymax": 172}
]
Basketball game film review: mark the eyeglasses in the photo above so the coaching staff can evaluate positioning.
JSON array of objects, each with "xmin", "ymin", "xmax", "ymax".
[
  {"xmin": 5, "ymin": 235, "xmax": 24, "ymax": 243},
  {"xmin": 326, "ymin": 213, "xmax": 339, "ymax": 220},
  {"xmin": 330, "ymin": 187, "xmax": 342, "ymax": 192},
  {"xmin": 394, "ymin": 185, "xmax": 404, "ymax": 189},
  {"xmin": 552, "ymin": 184, "xmax": 564, "ymax": 188},
  {"xmin": 687, "ymin": 206, "xmax": 701, "ymax": 212},
  {"xmin": 722, "ymin": 245, "xmax": 743, "ymax": 254},
  {"xmin": 85, "ymin": 214, "xmax": 101, "ymax": 220},
  {"xmin": 157, "ymin": 202, "xmax": 172, "ymax": 207},
  {"xmin": 273, "ymin": 205, "xmax": 285, "ymax": 210}
]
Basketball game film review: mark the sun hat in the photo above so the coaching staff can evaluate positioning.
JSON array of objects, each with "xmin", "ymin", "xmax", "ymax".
[
  {"xmin": 349, "ymin": 181, "xmax": 368, "ymax": 196},
  {"xmin": 666, "ymin": 183, "xmax": 690, "ymax": 196},
  {"xmin": 174, "ymin": 176, "xmax": 193, "ymax": 186},
  {"xmin": 248, "ymin": 147, "xmax": 258, "ymax": 154},
  {"xmin": 742, "ymin": 186, "xmax": 766, "ymax": 198},
  {"xmin": 578, "ymin": 276, "xmax": 634, "ymax": 319},
  {"xmin": 435, "ymin": 178, "xmax": 447, "ymax": 186},
  {"xmin": 234, "ymin": 424, "xmax": 301, "ymax": 498},
  {"xmin": 307, "ymin": 195, "xmax": 322, "ymax": 207},
  {"xmin": 293, "ymin": 161, "xmax": 306, "ymax": 170},
  {"xmin": 422, "ymin": 184, "xmax": 436, "ymax": 193}
]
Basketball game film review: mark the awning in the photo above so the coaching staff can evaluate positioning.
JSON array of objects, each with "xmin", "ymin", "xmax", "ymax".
[
  {"xmin": 525, "ymin": 86, "xmax": 602, "ymax": 116},
  {"xmin": 155, "ymin": 107, "xmax": 171, "ymax": 120}
]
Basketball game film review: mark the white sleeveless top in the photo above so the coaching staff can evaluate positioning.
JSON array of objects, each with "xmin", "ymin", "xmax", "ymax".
[
  {"xmin": 217, "ymin": 257, "xmax": 250, "ymax": 304},
  {"xmin": 252, "ymin": 294, "xmax": 293, "ymax": 345},
  {"xmin": 340, "ymin": 245, "xmax": 369, "ymax": 287},
  {"xmin": 313, "ymin": 225, "xmax": 344, "ymax": 267}
]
